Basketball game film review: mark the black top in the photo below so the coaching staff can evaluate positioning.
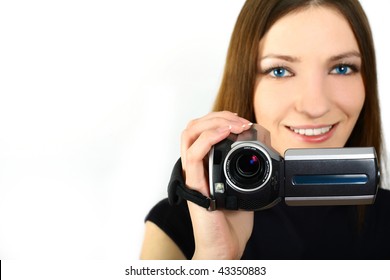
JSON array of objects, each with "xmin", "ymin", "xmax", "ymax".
[
  {"xmin": 146, "ymin": 189, "xmax": 390, "ymax": 259},
  {"xmin": 145, "ymin": 168, "xmax": 390, "ymax": 259}
]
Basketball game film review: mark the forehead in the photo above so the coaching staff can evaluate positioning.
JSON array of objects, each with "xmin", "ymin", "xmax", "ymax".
[{"xmin": 259, "ymin": 6, "xmax": 359, "ymax": 56}]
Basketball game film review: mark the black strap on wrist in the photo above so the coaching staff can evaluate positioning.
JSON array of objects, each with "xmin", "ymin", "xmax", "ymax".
[{"xmin": 168, "ymin": 158, "xmax": 216, "ymax": 211}]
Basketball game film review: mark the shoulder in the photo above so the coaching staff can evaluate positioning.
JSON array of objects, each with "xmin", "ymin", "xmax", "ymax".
[
  {"xmin": 368, "ymin": 187, "xmax": 390, "ymax": 218},
  {"xmin": 364, "ymin": 187, "xmax": 390, "ymax": 236},
  {"xmin": 374, "ymin": 187, "xmax": 390, "ymax": 208},
  {"xmin": 146, "ymin": 198, "xmax": 191, "ymax": 226},
  {"xmin": 141, "ymin": 221, "xmax": 187, "ymax": 259},
  {"xmin": 144, "ymin": 198, "xmax": 195, "ymax": 259}
]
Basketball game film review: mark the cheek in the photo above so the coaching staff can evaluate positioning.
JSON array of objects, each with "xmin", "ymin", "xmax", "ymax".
[
  {"xmin": 253, "ymin": 81, "xmax": 290, "ymax": 125},
  {"xmin": 333, "ymin": 79, "xmax": 365, "ymax": 119}
]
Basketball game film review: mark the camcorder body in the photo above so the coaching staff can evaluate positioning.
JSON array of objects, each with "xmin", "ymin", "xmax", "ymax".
[{"xmin": 209, "ymin": 124, "xmax": 380, "ymax": 211}]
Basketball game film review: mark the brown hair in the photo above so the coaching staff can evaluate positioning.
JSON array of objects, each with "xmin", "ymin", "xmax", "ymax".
[
  {"xmin": 212, "ymin": 0, "xmax": 384, "ymax": 227},
  {"xmin": 213, "ymin": 0, "xmax": 383, "ymax": 161}
]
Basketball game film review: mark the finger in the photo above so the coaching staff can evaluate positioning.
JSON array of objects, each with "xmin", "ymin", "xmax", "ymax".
[
  {"xmin": 182, "ymin": 117, "xmax": 240, "ymax": 149},
  {"xmin": 186, "ymin": 111, "xmax": 250, "ymax": 134},
  {"xmin": 181, "ymin": 114, "xmax": 252, "ymax": 165},
  {"xmin": 182, "ymin": 121, "xmax": 252, "ymax": 164},
  {"xmin": 185, "ymin": 125, "xmax": 232, "ymax": 196},
  {"xmin": 196, "ymin": 110, "xmax": 250, "ymax": 123}
]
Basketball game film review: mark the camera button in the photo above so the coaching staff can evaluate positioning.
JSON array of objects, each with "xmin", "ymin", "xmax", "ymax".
[{"xmin": 215, "ymin": 183, "xmax": 225, "ymax": 193}]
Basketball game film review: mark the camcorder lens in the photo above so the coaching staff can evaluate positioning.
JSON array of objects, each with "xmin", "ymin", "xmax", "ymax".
[
  {"xmin": 236, "ymin": 154, "xmax": 261, "ymax": 177},
  {"xmin": 225, "ymin": 147, "xmax": 270, "ymax": 191}
]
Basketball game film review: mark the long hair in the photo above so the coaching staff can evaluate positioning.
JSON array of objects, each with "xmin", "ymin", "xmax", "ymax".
[
  {"xmin": 213, "ymin": 0, "xmax": 382, "ymax": 161},
  {"xmin": 212, "ymin": 0, "xmax": 384, "ymax": 227}
]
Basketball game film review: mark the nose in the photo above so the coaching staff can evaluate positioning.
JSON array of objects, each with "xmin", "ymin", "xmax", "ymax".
[{"xmin": 294, "ymin": 73, "xmax": 331, "ymax": 118}]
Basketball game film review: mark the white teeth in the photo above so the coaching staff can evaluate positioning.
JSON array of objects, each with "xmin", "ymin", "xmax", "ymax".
[{"xmin": 291, "ymin": 125, "xmax": 332, "ymax": 136}]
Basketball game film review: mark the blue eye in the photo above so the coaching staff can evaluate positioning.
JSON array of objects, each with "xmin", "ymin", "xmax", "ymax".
[
  {"xmin": 331, "ymin": 64, "xmax": 357, "ymax": 75},
  {"xmin": 266, "ymin": 67, "xmax": 292, "ymax": 78},
  {"xmin": 335, "ymin": 65, "xmax": 349, "ymax": 74},
  {"xmin": 272, "ymin": 68, "xmax": 287, "ymax": 77}
]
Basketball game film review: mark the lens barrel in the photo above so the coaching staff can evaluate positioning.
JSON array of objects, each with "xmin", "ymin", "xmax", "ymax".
[{"xmin": 224, "ymin": 144, "xmax": 272, "ymax": 192}]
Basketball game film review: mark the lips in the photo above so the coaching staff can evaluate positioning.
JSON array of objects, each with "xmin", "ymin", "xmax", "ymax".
[{"xmin": 289, "ymin": 125, "xmax": 333, "ymax": 136}]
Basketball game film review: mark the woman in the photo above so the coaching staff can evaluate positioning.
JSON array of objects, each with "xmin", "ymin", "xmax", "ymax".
[{"xmin": 140, "ymin": 0, "xmax": 390, "ymax": 259}]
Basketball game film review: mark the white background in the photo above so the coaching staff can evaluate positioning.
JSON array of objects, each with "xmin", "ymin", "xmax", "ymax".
[{"xmin": 0, "ymin": 0, "xmax": 388, "ymax": 260}]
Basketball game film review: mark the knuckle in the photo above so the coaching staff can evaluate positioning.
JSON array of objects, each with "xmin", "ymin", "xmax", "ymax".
[
  {"xmin": 185, "ymin": 149, "xmax": 200, "ymax": 165},
  {"xmin": 199, "ymin": 130, "xmax": 216, "ymax": 146},
  {"xmin": 181, "ymin": 128, "xmax": 189, "ymax": 141},
  {"xmin": 186, "ymin": 118, "xmax": 199, "ymax": 130}
]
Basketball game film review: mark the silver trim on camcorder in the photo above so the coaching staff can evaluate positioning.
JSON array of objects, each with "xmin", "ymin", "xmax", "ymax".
[
  {"xmin": 223, "ymin": 142, "xmax": 273, "ymax": 193},
  {"xmin": 208, "ymin": 124, "xmax": 380, "ymax": 211}
]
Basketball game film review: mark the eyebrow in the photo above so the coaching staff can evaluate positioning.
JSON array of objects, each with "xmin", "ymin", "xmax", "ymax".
[
  {"xmin": 259, "ymin": 51, "xmax": 362, "ymax": 63},
  {"xmin": 259, "ymin": 54, "xmax": 300, "ymax": 63},
  {"xmin": 328, "ymin": 51, "xmax": 362, "ymax": 62}
]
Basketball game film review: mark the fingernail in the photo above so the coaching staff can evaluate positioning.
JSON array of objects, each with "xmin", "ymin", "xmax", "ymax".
[
  {"xmin": 242, "ymin": 123, "xmax": 253, "ymax": 128},
  {"xmin": 242, "ymin": 122, "xmax": 253, "ymax": 128}
]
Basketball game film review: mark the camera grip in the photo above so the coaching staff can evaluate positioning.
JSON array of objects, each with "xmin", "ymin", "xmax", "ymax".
[{"xmin": 167, "ymin": 158, "xmax": 217, "ymax": 211}]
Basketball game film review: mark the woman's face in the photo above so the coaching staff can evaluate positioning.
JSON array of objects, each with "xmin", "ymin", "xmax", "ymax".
[{"xmin": 254, "ymin": 6, "xmax": 365, "ymax": 155}]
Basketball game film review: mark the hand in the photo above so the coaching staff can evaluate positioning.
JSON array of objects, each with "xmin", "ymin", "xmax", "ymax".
[{"xmin": 181, "ymin": 111, "xmax": 254, "ymax": 259}]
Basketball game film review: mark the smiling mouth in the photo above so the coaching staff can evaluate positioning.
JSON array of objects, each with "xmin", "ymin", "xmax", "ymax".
[{"xmin": 289, "ymin": 125, "xmax": 333, "ymax": 136}]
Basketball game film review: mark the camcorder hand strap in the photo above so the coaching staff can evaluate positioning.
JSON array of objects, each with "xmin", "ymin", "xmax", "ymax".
[{"xmin": 168, "ymin": 158, "xmax": 216, "ymax": 211}]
